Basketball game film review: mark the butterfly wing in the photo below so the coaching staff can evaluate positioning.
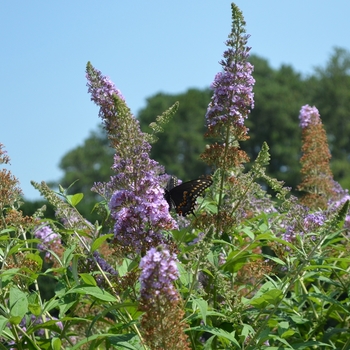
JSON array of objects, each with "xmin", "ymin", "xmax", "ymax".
[
  {"xmin": 164, "ymin": 175, "xmax": 178, "ymax": 211},
  {"xmin": 165, "ymin": 177, "xmax": 212, "ymax": 216}
]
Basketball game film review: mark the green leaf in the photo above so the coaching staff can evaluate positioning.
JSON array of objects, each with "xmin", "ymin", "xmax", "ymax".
[
  {"xmin": 106, "ymin": 334, "xmax": 140, "ymax": 349},
  {"xmin": 62, "ymin": 244, "xmax": 76, "ymax": 267},
  {"xmin": 117, "ymin": 258, "xmax": 133, "ymax": 277},
  {"xmin": 190, "ymin": 326, "xmax": 240, "ymax": 347},
  {"xmin": 58, "ymin": 299, "xmax": 77, "ymax": 317},
  {"xmin": 28, "ymin": 303, "xmax": 42, "ymax": 317},
  {"xmin": 281, "ymin": 329, "xmax": 296, "ymax": 338},
  {"xmin": 240, "ymin": 323, "xmax": 255, "ymax": 344},
  {"xmin": 192, "ymin": 298, "xmax": 208, "ymax": 325},
  {"xmin": 9, "ymin": 287, "xmax": 28, "ymax": 321},
  {"xmin": 42, "ymin": 298, "xmax": 60, "ymax": 314},
  {"xmin": 289, "ymin": 314, "xmax": 309, "ymax": 325},
  {"xmin": 66, "ymin": 193, "xmax": 84, "ymax": 206},
  {"xmin": 281, "ymin": 340, "xmax": 333, "ymax": 349},
  {"xmin": 0, "ymin": 268, "xmax": 21, "ymax": 284},
  {"xmin": 241, "ymin": 226, "xmax": 255, "ymax": 239},
  {"xmin": 249, "ymin": 289, "xmax": 283, "ymax": 308},
  {"xmin": 0, "ymin": 316, "xmax": 9, "ymax": 334},
  {"xmin": 80, "ymin": 273, "xmax": 97, "ymax": 286},
  {"xmin": 51, "ymin": 337, "xmax": 61, "ymax": 350},
  {"xmin": 67, "ymin": 285, "xmax": 117, "ymax": 302},
  {"xmin": 68, "ymin": 333, "xmax": 136, "ymax": 350},
  {"xmin": 278, "ymin": 321, "xmax": 296, "ymax": 339},
  {"xmin": 91, "ymin": 234, "xmax": 114, "ymax": 252},
  {"xmin": 262, "ymin": 254, "xmax": 286, "ymax": 266},
  {"xmin": 308, "ymin": 292, "xmax": 349, "ymax": 313},
  {"xmin": 177, "ymin": 262, "xmax": 192, "ymax": 286}
]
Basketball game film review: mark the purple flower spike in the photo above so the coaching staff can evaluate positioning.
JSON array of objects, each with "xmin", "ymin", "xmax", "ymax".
[
  {"xmin": 206, "ymin": 59, "xmax": 255, "ymax": 129},
  {"xmin": 140, "ymin": 247, "xmax": 179, "ymax": 303},
  {"xmin": 86, "ymin": 63, "xmax": 177, "ymax": 254},
  {"xmin": 205, "ymin": 6, "xmax": 255, "ymax": 135}
]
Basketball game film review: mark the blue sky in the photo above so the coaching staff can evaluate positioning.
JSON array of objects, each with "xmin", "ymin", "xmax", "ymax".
[{"xmin": 1, "ymin": 1, "xmax": 350, "ymax": 201}]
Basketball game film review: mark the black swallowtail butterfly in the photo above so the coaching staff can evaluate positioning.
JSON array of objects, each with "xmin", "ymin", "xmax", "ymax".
[{"xmin": 164, "ymin": 176, "xmax": 213, "ymax": 216}]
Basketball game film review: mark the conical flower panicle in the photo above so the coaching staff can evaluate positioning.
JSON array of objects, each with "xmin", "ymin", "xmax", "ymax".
[
  {"xmin": 201, "ymin": 3, "xmax": 254, "ymax": 170},
  {"xmin": 297, "ymin": 105, "xmax": 335, "ymax": 209},
  {"xmin": 205, "ymin": 4, "xmax": 254, "ymax": 137},
  {"xmin": 139, "ymin": 247, "xmax": 190, "ymax": 350},
  {"xmin": 86, "ymin": 63, "xmax": 177, "ymax": 254}
]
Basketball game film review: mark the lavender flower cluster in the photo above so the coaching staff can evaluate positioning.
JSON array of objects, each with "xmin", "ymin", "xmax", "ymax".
[
  {"xmin": 328, "ymin": 180, "xmax": 350, "ymax": 232},
  {"xmin": 34, "ymin": 224, "xmax": 61, "ymax": 258},
  {"xmin": 206, "ymin": 34, "xmax": 255, "ymax": 130},
  {"xmin": 299, "ymin": 104, "xmax": 321, "ymax": 128},
  {"xmin": 139, "ymin": 247, "xmax": 179, "ymax": 304},
  {"xmin": 108, "ymin": 153, "xmax": 177, "ymax": 253},
  {"xmin": 281, "ymin": 210, "xmax": 326, "ymax": 244}
]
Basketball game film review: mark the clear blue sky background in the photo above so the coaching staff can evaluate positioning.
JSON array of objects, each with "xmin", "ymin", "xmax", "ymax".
[{"xmin": 1, "ymin": 1, "xmax": 349, "ymax": 200}]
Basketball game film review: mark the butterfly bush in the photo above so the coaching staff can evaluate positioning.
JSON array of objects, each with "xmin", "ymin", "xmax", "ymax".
[
  {"xmin": 2, "ymin": 3, "xmax": 350, "ymax": 350},
  {"xmin": 297, "ymin": 105, "xmax": 336, "ymax": 209},
  {"xmin": 276, "ymin": 105, "xmax": 348, "ymax": 246},
  {"xmin": 199, "ymin": 4, "xmax": 283, "ymax": 244},
  {"xmin": 274, "ymin": 105, "xmax": 350, "ymax": 252},
  {"xmin": 86, "ymin": 63, "xmax": 177, "ymax": 253},
  {"xmin": 139, "ymin": 246, "xmax": 190, "ymax": 349}
]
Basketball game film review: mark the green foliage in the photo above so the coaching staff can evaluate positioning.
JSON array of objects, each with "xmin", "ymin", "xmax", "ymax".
[{"xmin": 146, "ymin": 101, "xmax": 179, "ymax": 144}]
